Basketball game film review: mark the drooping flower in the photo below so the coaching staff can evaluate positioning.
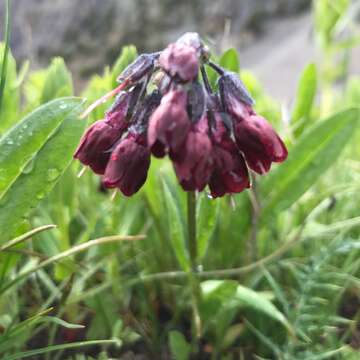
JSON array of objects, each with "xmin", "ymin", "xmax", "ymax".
[
  {"xmin": 233, "ymin": 115, "xmax": 288, "ymax": 174},
  {"xmin": 103, "ymin": 132, "xmax": 150, "ymax": 196},
  {"xmin": 147, "ymin": 88, "xmax": 191, "ymax": 159},
  {"xmin": 173, "ymin": 116, "xmax": 213, "ymax": 191},
  {"xmin": 208, "ymin": 114, "xmax": 250, "ymax": 198},
  {"xmin": 74, "ymin": 120, "xmax": 122, "ymax": 175}
]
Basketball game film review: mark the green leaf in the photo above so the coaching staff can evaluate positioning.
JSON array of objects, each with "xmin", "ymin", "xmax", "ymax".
[
  {"xmin": 0, "ymin": 98, "xmax": 85, "ymax": 243},
  {"xmin": 0, "ymin": 0, "xmax": 11, "ymax": 116},
  {"xmin": 196, "ymin": 193, "xmax": 219, "ymax": 260},
  {"xmin": 0, "ymin": 44, "xmax": 20, "ymax": 134},
  {"xmin": 235, "ymin": 285, "xmax": 292, "ymax": 332},
  {"xmin": 162, "ymin": 176, "xmax": 189, "ymax": 271},
  {"xmin": 169, "ymin": 331, "xmax": 192, "ymax": 360},
  {"xmin": 41, "ymin": 57, "xmax": 73, "ymax": 103},
  {"xmin": 4, "ymin": 340, "xmax": 119, "ymax": 360},
  {"xmin": 219, "ymin": 48, "xmax": 240, "ymax": 73},
  {"xmin": 0, "ymin": 98, "xmax": 82, "ymax": 200},
  {"xmin": 261, "ymin": 108, "xmax": 359, "ymax": 216},
  {"xmin": 111, "ymin": 45, "xmax": 138, "ymax": 87},
  {"xmin": 292, "ymin": 63, "xmax": 317, "ymax": 135},
  {"xmin": 201, "ymin": 280, "xmax": 292, "ymax": 333}
]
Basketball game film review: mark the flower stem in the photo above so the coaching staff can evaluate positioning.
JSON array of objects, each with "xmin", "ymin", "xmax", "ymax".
[{"xmin": 187, "ymin": 191, "xmax": 202, "ymax": 347}]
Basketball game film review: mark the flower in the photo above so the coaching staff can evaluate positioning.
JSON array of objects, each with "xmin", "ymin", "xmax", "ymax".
[
  {"xmin": 102, "ymin": 132, "xmax": 150, "ymax": 196},
  {"xmin": 147, "ymin": 88, "xmax": 191, "ymax": 159},
  {"xmin": 173, "ymin": 116, "xmax": 213, "ymax": 191},
  {"xmin": 159, "ymin": 43, "xmax": 199, "ymax": 82},
  {"xmin": 208, "ymin": 114, "xmax": 250, "ymax": 198},
  {"xmin": 76, "ymin": 32, "xmax": 288, "ymax": 198},
  {"xmin": 234, "ymin": 115, "xmax": 288, "ymax": 174},
  {"xmin": 74, "ymin": 120, "xmax": 122, "ymax": 175}
]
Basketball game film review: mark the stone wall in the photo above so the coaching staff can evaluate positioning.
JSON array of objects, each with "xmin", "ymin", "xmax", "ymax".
[{"xmin": 0, "ymin": 0, "xmax": 310, "ymax": 77}]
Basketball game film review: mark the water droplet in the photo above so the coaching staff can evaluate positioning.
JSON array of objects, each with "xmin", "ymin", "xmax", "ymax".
[
  {"xmin": 207, "ymin": 192, "xmax": 213, "ymax": 199},
  {"xmin": 23, "ymin": 124, "xmax": 28, "ymax": 129},
  {"xmin": 36, "ymin": 192, "xmax": 45, "ymax": 200},
  {"xmin": 6, "ymin": 140, "xmax": 14, "ymax": 145},
  {"xmin": 59, "ymin": 103, "xmax": 68, "ymax": 109},
  {"xmin": 47, "ymin": 168, "xmax": 60, "ymax": 182},
  {"xmin": 22, "ymin": 158, "xmax": 36, "ymax": 174}
]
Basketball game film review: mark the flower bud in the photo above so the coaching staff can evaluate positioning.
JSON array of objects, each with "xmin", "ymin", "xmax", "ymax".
[
  {"xmin": 218, "ymin": 71, "xmax": 254, "ymax": 118},
  {"xmin": 234, "ymin": 115, "xmax": 288, "ymax": 174},
  {"xmin": 103, "ymin": 133, "xmax": 150, "ymax": 196},
  {"xmin": 159, "ymin": 43, "xmax": 199, "ymax": 82},
  {"xmin": 117, "ymin": 53, "xmax": 158, "ymax": 84},
  {"xmin": 74, "ymin": 120, "xmax": 121, "ymax": 175}
]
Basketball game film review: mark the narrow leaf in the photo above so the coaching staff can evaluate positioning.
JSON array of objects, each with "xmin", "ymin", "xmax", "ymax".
[
  {"xmin": 162, "ymin": 177, "xmax": 189, "ymax": 271},
  {"xmin": 262, "ymin": 109, "xmax": 359, "ymax": 216},
  {"xmin": 292, "ymin": 63, "xmax": 317, "ymax": 135}
]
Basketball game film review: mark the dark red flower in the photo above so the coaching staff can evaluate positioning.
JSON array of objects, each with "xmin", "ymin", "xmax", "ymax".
[
  {"xmin": 173, "ymin": 116, "xmax": 213, "ymax": 191},
  {"xmin": 159, "ymin": 43, "xmax": 199, "ymax": 82},
  {"xmin": 147, "ymin": 89, "xmax": 191, "ymax": 159},
  {"xmin": 74, "ymin": 120, "xmax": 121, "ymax": 175},
  {"xmin": 209, "ymin": 115, "xmax": 250, "ymax": 198},
  {"xmin": 234, "ymin": 115, "xmax": 288, "ymax": 174},
  {"xmin": 102, "ymin": 133, "xmax": 150, "ymax": 196}
]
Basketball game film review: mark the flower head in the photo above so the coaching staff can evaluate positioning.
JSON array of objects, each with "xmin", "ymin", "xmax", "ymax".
[{"xmin": 75, "ymin": 32, "xmax": 288, "ymax": 198}]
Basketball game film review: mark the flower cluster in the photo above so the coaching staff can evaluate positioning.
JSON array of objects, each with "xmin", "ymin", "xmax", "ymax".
[{"xmin": 74, "ymin": 33, "xmax": 288, "ymax": 197}]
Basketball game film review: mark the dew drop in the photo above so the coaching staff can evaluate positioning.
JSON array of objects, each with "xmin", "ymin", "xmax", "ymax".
[
  {"xmin": 47, "ymin": 168, "xmax": 60, "ymax": 182},
  {"xmin": 36, "ymin": 192, "xmax": 45, "ymax": 200},
  {"xmin": 6, "ymin": 140, "xmax": 14, "ymax": 145},
  {"xmin": 22, "ymin": 158, "xmax": 36, "ymax": 174},
  {"xmin": 59, "ymin": 103, "xmax": 68, "ymax": 109}
]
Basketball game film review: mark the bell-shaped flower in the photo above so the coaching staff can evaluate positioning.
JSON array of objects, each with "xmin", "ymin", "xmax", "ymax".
[
  {"xmin": 102, "ymin": 133, "xmax": 151, "ymax": 196},
  {"xmin": 234, "ymin": 115, "xmax": 288, "ymax": 174}
]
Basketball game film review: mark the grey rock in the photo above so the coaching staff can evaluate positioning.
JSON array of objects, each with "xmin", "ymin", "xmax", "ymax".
[{"xmin": 0, "ymin": 0, "xmax": 310, "ymax": 77}]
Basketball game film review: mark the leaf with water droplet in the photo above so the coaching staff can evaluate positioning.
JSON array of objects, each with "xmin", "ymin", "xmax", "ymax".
[
  {"xmin": 0, "ymin": 97, "xmax": 82, "ymax": 200},
  {"xmin": 47, "ymin": 168, "xmax": 60, "ymax": 182},
  {"xmin": 0, "ymin": 97, "xmax": 85, "ymax": 243}
]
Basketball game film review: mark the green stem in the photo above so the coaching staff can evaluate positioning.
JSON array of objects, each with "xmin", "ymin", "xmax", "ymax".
[{"xmin": 187, "ymin": 191, "xmax": 202, "ymax": 347}]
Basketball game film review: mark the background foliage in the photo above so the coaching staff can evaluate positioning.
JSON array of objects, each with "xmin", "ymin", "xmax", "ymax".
[{"xmin": 0, "ymin": 0, "xmax": 360, "ymax": 359}]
